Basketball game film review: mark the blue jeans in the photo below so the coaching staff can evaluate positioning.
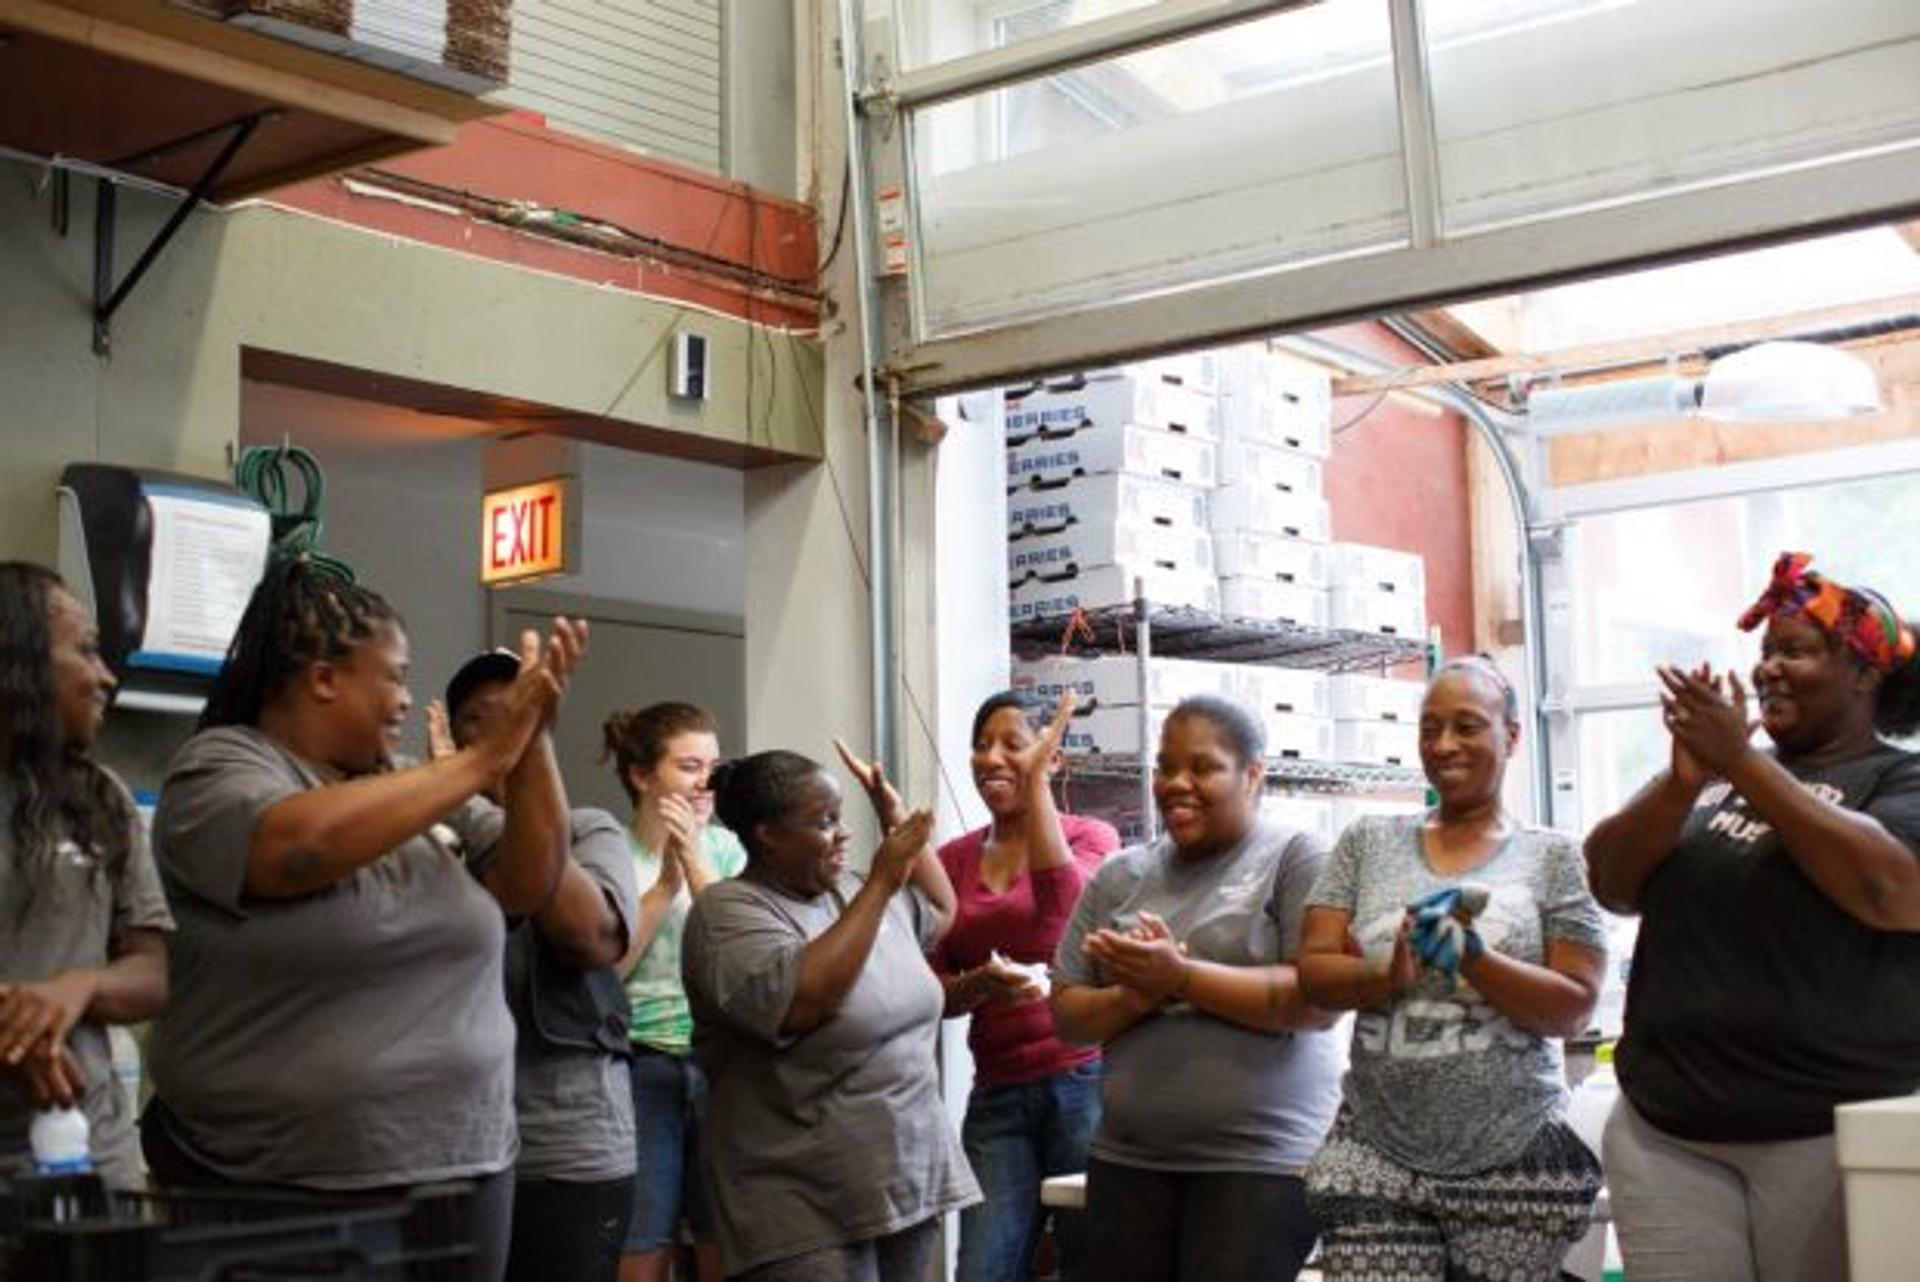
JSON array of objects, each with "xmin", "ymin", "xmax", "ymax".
[
  {"xmin": 626, "ymin": 1046, "xmax": 713, "ymax": 1254},
  {"xmin": 956, "ymin": 1059, "xmax": 1103, "ymax": 1282}
]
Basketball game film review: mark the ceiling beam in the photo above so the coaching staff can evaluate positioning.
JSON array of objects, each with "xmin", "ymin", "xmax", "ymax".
[{"xmin": 1329, "ymin": 291, "xmax": 1920, "ymax": 397}]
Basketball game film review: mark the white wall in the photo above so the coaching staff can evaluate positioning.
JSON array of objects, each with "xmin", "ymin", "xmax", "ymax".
[{"xmin": 241, "ymin": 383, "xmax": 745, "ymax": 719}]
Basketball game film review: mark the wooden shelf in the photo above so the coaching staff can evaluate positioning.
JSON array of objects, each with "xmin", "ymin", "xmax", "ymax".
[{"xmin": 0, "ymin": 0, "xmax": 500, "ymax": 201}]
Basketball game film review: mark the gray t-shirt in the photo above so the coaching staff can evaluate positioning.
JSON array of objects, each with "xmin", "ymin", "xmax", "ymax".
[
  {"xmin": 682, "ymin": 870, "xmax": 981, "ymax": 1276},
  {"xmin": 1306, "ymin": 814, "xmax": 1608, "ymax": 1175},
  {"xmin": 149, "ymin": 726, "xmax": 516, "ymax": 1189},
  {"xmin": 504, "ymin": 807, "xmax": 637, "ymax": 1182},
  {"xmin": 0, "ymin": 773, "xmax": 174, "ymax": 1188},
  {"xmin": 1052, "ymin": 819, "xmax": 1344, "ymax": 1176}
]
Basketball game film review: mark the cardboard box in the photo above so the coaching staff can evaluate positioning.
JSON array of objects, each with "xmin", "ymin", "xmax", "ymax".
[
  {"xmin": 1010, "ymin": 564, "xmax": 1219, "ymax": 625},
  {"xmin": 1213, "ymin": 532, "xmax": 1331, "ymax": 587},
  {"xmin": 1334, "ymin": 719, "xmax": 1421, "ymax": 767},
  {"xmin": 1329, "ymin": 675, "xmax": 1426, "ymax": 724},
  {"xmin": 1005, "ymin": 374, "xmax": 1218, "ymax": 445},
  {"xmin": 1261, "ymin": 794, "xmax": 1337, "ymax": 847},
  {"xmin": 1330, "ymin": 542, "xmax": 1427, "ymax": 600},
  {"xmin": 1330, "ymin": 585, "xmax": 1427, "ymax": 638},
  {"xmin": 1009, "ymin": 523, "xmax": 1214, "ymax": 586},
  {"xmin": 1007, "ymin": 475, "xmax": 1210, "ymax": 539},
  {"xmin": 1217, "ymin": 347, "xmax": 1334, "ymax": 457},
  {"xmin": 1219, "ymin": 578, "xmax": 1331, "ymax": 628},
  {"xmin": 1008, "ymin": 422, "xmax": 1218, "ymax": 489},
  {"xmin": 1232, "ymin": 667, "xmax": 1332, "ymax": 719},
  {"xmin": 1266, "ymin": 711, "xmax": 1336, "ymax": 761},
  {"xmin": 1217, "ymin": 439, "xmax": 1324, "ymax": 495},
  {"xmin": 1059, "ymin": 704, "xmax": 1165, "ymax": 758},
  {"xmin": 1210, "ymin": 486, "xmax": 1332, "ymax": 544},
  {"xmin": 1081, "ymin": 352, "xmax": 1221, "ymax": 394},
  {"xmin": 1012, "ymin": 656, "xmax": 1236, "ymax": 709}
]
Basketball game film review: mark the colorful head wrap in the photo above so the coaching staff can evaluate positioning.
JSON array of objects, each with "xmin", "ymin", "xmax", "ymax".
[{"xmin": 1737, "ymin": 552, "xmax": 1916, "ymax": 672}]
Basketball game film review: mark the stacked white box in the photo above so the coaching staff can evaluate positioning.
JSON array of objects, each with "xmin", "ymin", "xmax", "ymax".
[
  {"xmin": 1009, "ymin": 523, "xmax": 1215, "ymax": 586},
  {"xmin": 1012, "ymin": 655, "xmax": 1235, "ymax": 709},
  {"xmin": 1267, "ymin": 712, "xmax": 1336, "ymax": 761},
  {"xmin": 1233, "ymin": 667, "xmax": 1332, "ymax": 719},
  {"xmin": 1060, "ymin": 705, "xmax": 1165, "ymax": 758},
  {"xmin": 1211, "ymin": 486, "xmax": 1332, "ymax": 544},
  {"xmin": 1330, "ymin": 585, "xmax": 1426, "ymax": 638},
  {"xmin": 1008, "ymin": 421, "xmax": 1218, "ymax": 490},
  {"xmin": 1328, "ymin": 675, "xmax": 1425, "ymax": 724},
  {"xmin": 1006, "ymin": 372, "xmax": 1218, "ymax": 444},
  {"xmin": 1261, "ymin": 794, "xmax": 1337, "ymax": 848},
  {"xmin": 1007, "ymin": 474, "xmax": 1210, "ymax": 539},
  {"xmin": 1219, "ymin": 577, "xmax": 1330, "ymax": 628},
  {"xmin": 1334, "ymin": 719, "xmax": 1421, "ymax": 767},
  {"xmin": 1217, "ymin": 345, "xmax": 1333, "ymax": 457},
  {"xmin": 1213, "ymin": 532, "xmax": 1330, "ymax": 588},
  {"xmin": 1217, "ymin": 439, "xmax": 1323, "ymax": 495},
  {"xmin": 1330, "ymin": 542, "xmax": 1426, "ymax": 599},
  {"xmin": 1010, "ymin": 565, "xmax": 1219, "ymax": 625}
]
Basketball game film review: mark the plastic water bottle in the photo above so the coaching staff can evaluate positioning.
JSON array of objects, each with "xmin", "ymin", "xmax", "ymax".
[{"xmin": 29, "ymin": 1107, "xmax": 93, "ymax": 1177}]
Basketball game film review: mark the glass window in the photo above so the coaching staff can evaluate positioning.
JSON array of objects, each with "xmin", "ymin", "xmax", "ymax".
[
  {"xmin": 1424, "ymin": 0, "xmax": 1920, "ymax": 233},
  {"xmin": 909, "ymin": 0, "xmax": 1408, "ymax": 336}
]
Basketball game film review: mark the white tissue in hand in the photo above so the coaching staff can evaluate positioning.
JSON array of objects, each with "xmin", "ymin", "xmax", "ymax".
[{"xmin": 990, "ymin": 950, "xmax": 1052, "ymax": 999}]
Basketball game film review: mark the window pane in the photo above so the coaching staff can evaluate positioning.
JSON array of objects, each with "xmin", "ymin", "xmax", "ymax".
[
  {"xmin": 893, "ymin": 0, "xmax": 1166, "ymax": 73},
  {"xmin": 1424, "ymin": 0, "xmax": 1920, "ymax": 233},
  {"xmin": 910, "ymin": 1, "xmax": 1407, "ymax": 336},
  {"xmin": 1569, "ymin": 471, "xmax": 1920, "ymax": 689}
]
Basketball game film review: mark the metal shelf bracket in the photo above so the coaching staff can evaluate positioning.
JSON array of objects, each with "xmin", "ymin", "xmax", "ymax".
[{"xmin": 92, "ymin": 113, "xmax": 270, "ymax": 356}]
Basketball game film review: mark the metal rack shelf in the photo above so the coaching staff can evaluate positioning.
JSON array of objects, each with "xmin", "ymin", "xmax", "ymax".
[
  {"xmin": 1062, "ymin": 753, "xmax": 1427, "ymax": 796},
  {"xmin": 1011, "ymin": 603, "xmax": 1428, "ymax": 673}
]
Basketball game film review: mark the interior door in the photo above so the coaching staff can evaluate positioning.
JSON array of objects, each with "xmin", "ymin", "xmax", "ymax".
[{"xmin": 491, "ymin": 588, "xmax": 746, "ymax": 819}]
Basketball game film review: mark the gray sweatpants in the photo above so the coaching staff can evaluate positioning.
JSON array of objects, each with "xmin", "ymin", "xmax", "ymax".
[{"xmin": 1603, "ymin": 1097, "xmax": 1848, "ymax": 1282}]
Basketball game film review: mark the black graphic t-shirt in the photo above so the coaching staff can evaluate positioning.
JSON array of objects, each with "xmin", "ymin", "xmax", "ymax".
[{"xmin": 1619, "ymin": 743, "xmax": 1920, "ymax": 1141}]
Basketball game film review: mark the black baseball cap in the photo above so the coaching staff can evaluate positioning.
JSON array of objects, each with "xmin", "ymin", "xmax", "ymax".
[{"xmin": 444, "ymin": 648, "xmax": 521, "ymax": 719}]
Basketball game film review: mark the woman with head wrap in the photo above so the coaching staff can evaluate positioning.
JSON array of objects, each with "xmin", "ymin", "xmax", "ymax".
[{"xmin": 1586, "ymin": 551, "xmax": 1920, "ymax": 1282}]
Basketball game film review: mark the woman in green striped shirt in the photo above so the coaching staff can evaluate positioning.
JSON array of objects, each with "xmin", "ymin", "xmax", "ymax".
[{"xmin": 604, "ymin": 702, "xmax": 746, "ymax": 1282}]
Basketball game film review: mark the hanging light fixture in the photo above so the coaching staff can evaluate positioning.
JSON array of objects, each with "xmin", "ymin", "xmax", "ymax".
[{"xmin": 1697, "ymin": 340, "xmax": 1883, "ymax": 422}]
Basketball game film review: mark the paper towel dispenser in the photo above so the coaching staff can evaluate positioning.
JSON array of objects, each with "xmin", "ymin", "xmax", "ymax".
[{"xmin": 57, "ymin": 464, "xmax": 271, "ymax": 714}]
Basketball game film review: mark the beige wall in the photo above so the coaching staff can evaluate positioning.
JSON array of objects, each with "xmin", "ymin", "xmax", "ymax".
[{"xmin": 0, "ymin": 165, "xmax": 822, "ymax": 566}]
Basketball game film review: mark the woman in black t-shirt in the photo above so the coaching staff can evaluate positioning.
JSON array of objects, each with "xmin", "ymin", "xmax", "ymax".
[{"xmin": 1585, "ymin": 551, "xmax": 1920, "ymax": 1282}]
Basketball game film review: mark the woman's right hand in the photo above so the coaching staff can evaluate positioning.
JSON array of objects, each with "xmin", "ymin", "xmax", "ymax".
[
  {"xmin": 872, "ymin": 808, "xmax": 935, "ymax": 892},
  {"xmin": 1378, "ymin": 916, "xmax": 1418, "ymax": 1004},
  {"xmin": 1007, "ymin": 691, "xmax": 1076, "ymax": 784},
  {"xmin": 11, "ymin": 1043, "xmax": 86, "ymax": 1110},
  {"xmin": 1658, "ymin": 662, "xmax": 1716, "ymax": 792}
]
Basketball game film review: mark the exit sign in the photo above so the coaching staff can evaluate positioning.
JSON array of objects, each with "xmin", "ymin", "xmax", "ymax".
[{"xmin": 482, "ymin": 478, "xmax": 571, "ymax": 585}]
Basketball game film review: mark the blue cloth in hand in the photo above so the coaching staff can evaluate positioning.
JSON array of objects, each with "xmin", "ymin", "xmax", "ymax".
[{"xmin": 1407, "ymin": 886, "xmax": 1487, "ymax": 975}]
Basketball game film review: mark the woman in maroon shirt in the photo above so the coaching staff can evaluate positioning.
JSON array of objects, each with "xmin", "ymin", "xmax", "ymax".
[{"xmin": 932, "ymin": 690, "xmax": 1118, "ymax": 1282}]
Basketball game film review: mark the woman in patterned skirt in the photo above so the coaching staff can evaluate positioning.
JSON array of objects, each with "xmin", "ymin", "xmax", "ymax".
[{"xmin": 1297, "ymin": 656, "xmax": 1607, "ymax": 1281}]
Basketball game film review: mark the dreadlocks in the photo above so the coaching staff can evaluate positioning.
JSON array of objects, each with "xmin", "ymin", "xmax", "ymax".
[
  {"xmin": 0, "ymin": 562, "xmax": 133, "ymax": 903},
  {"xmin": 201, "ymin": 552, "xmax": 401, "ymax": 731}
]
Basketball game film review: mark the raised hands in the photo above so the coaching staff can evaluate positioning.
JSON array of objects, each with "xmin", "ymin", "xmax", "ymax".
[
  {"xmin": 1007, "ymin": 691, "xmax": 1076, "ymax": 784},
  {"xmin": 833, "ymin": 737, "xmax": 907, "ymax": 832},
  {"xmin": 472, "ymin": 618, "xmax": 589, "ymax": 777},
  {"xmin": 1657, "ymin": 662, "xmax": 1757, "ymax": 778},
  {"xmin": 872, "ymin": 808, "xmax": 936, "ymax": 892}
]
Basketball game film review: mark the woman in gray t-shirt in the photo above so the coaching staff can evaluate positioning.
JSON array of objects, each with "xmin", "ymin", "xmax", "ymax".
[
  {"xmin": 0, "ymin": 562, "xmax": 173, "ymax": 1188},
  {"xmin": 680, "ymin": 749, "xmax": 978, "ymax": 1282},
  {"xmin": 144, "ymin": 555, "xmax": 585, "ymax": 1282},
  {"xmin": 1298, "ymin": 657, "xmax": 1607, "ymax": 1281},
  {"xmin": 1052, "ymin": 695, "xmax": 1344, "ymax": 1282}
]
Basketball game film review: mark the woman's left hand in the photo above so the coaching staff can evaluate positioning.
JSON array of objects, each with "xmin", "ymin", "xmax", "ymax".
[
  {"xmin": 832, "ymin": 738, "xmax": 908, "ymax": 831},
  {"xmin": 0, "ymin": 973, "xmax": 96, "ymax": 1066},
  {"xmin": 1657, "ymin": 664, "xmax": 1758, "ymax": 775}
]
